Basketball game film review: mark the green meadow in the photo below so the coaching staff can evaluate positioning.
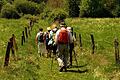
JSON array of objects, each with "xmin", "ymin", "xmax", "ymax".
[{"xmin": 0, "ymin": 18, "xmax": 120, "ymax": 80}]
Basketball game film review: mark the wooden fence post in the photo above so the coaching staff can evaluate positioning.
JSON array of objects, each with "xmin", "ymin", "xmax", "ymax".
[
  {"xmin": 25, "ymin": 27, "xmax": 28, "ymax": 38},
  {"xmin": 12, "ymin": 34, "xmax": 18, "ymax": 51},
  {"xmin": 74, "ymin": 32, "xmax": 76, "ymax": 39},
  {"xmin": 21, "ymin": 36, "xmax": 24, "ymax": 46},
  {"xmin": 22, "ymin": 31, "xmax": 25, "ymax": 42},
  {"xmin": 28, "ymin": 26, "xmax": 31, "ymax": 36},
  {"xmin": 10, "ymin": 35, "xmax": 15, "ymax": 58},
  {"xmin": 114, "ymin": 38, "xmax": 119, "ymax": 64},
  {"xmin": 4, "ymin": 40, "xmax": 12, "ymax": 66},
  {"xmin": 79, "ymin": 34, "xmax": 82, "ymax": 50},
  {"xmin": 21, "ymin": 31, "xmax": 25, "ymax": 45},
  {"xmin": 90, "ymin": 34, "xmax": 95, "ymax": 54}
]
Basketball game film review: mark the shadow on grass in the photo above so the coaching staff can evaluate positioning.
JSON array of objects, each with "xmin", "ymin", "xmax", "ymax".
[
  {"xmin": 66, "ymin": 69, "xmax": 88, "ymax": 73},
  {"xmin": 67, "ymin": 64, "xmax": 87, "ymax": 68},
  {"xmin": 65, "ymin": 64, "xmax": 88, "ymax": 73}
]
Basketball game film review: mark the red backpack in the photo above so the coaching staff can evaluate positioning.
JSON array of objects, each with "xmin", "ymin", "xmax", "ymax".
[{"xmin": 58, "ymin": 28, "xmax": 69, "ymax": 44}]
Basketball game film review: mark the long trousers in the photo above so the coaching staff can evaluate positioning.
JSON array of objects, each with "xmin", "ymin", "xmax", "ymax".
[
  {"xmin": 57, "ymin": 44, "xmax": 69, "ymax": 68},
  {"xmin": 69, "ymin": 43, "xmax": 74, "ymax": 66}
]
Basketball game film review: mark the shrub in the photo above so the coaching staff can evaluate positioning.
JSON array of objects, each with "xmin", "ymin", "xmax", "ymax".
[
  {"xmin": 48, "ymin": 8, "xmax": 68, "ymax": 22},
  {"xmin": 28, "ymin": 0, "xmax": 46, "ymax": 4},
  {"xmin": 68, "ymin": 0, "xmax": 80, "ymax": 17},
  {"xmin": 79, "ymin": 0, "xmax": 113, "ymax": 17},
  {"xmin": 1, "ymin": 3, "xmax": 20, "ymax": 19},
  {"xmin": 39, "ymin": 7, "xmax": 52, "ymax": 19},
  {"xmin": 0, "ymin": 1, "xmax": 3, "ymax": 11},
  {"xmin": 14, "ymin": 0, "xmax": 44, "ymax": 15}
]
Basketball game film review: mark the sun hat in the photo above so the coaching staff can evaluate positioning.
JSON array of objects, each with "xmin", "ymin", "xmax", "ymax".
[
  {"xmin": 67, "ymin": 27, "xmax": 72, "ymax": 32},
  {"xmin": 67, "ymin": 27, "xmax": 71, "ymax": 30},
  {"xmin": 47, "ymin": 27, "xmax": 51, "ymax": 30}
]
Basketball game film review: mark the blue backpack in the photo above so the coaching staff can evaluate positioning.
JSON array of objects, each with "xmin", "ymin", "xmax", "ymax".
[{"xmin": 45, "ymin": 32, "xmax": 49, "ymax": 45}]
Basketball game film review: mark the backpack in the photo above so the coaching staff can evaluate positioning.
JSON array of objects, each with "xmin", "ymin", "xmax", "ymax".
[
  {"xmin": 58, "ymin": 29, "xmax": 68, "ymax": 44},
  {"xmin": 48, "ymin": 31, "xmax": 56, "ymax": 46},
  {"xmin": 45, "ymin": 32, "xmax": 49, "ymax": 45},
  {"xmin": 38, "ymin": 32, "xmax": 44, "ymax": 42}
]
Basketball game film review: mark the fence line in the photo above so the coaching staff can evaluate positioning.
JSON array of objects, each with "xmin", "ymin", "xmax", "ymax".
[{"xmin": 4, "ymin": 19, "xmax": 36, "ymax": 67}]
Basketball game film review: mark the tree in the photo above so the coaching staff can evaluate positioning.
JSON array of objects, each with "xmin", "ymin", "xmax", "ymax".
[
  {"xmin": 101, "ymin": 0, "xmax": 119, "ymax": 17},
  {"xmin": 68, "ymin": 0, "xmax": 80, "ymax": 17},
  {"xmin": 79, "ymin": 0, "xmax": 115, "ymax": 17},
  {"xmin": 14, "ymin": 0, "xmax": 44, "ymax": 15},
  {"xmin": 1, "ymin": 3, "xmax": 20, "ymax": 18}
]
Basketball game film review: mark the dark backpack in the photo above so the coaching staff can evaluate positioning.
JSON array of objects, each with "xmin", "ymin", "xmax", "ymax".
[
  {"xmin": 45, "ymin": 32, "xmax": 49, "ymax": 45},
  {"xmin": 38, "ymin": 32, "xmax": 44, "ymax": 42}
]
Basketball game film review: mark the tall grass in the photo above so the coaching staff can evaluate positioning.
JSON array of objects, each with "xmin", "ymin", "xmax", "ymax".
[{"xmin": 0, "ymin": 18, "xmax": 120, "ymax": 80}]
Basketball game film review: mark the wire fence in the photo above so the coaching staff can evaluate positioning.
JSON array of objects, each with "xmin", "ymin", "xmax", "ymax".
[{"xmin": 4, "ymin": 19, "xmax": 36, "ymax": 67}]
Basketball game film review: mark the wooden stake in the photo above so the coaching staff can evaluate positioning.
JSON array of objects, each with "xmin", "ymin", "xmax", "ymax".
[
  {"xmin": 4, "ymin": 41, "xmax": 11, "ymax": 66},
  {"xmin": 22, "ymin": 31, "xmax": 25, "ymax": 42},
  {"xmin": 90, "ymin": 34, "xmax": 95, "ymax": 54},
  {"xmin": 25, "ymin": 27, "xmax": 28, "ymax": 38},
  {"xmin": 114, "ymin": 38, "xmax": 119, "ymax": 64},
  {"xmin": 79, "ymin": 34, "xmax": 82, "ymax": 50}
]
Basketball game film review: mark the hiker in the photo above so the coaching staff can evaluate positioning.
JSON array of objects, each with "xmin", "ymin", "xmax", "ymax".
[
  {"xmin": 48, "ymin": 27, "xmax": 58, "ymax": 57},
  {"xmin": 44, "ymin": 27, "xmax": 51, "ymax": 57},
  {"xmin": 55, "ymin": 23, "xmax": 73, "ymax": 72},
  {"xmin": 35, "ymin": 28, "xmax": 45, "ymax": 56},
  {"xmin": 67, "ymin": 27, "xmax": 76, "ymax": 66}
]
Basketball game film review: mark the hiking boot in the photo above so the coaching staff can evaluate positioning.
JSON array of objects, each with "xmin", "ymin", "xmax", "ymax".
[
  {"xmin": 59, "ymin": 66, "xmax": 64, "ymax": 72},
  {"xmin": 63, "ymin": 66, "xmax": 67, "ymax": 72},
  {"xmin": 39, "ymin": 53, "xmax": 41, "ymax": 57}
]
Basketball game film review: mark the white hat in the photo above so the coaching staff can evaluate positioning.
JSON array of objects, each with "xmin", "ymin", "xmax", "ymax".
[
  {"xmin": 67, "ymin": 27, "xmax": 71, "ymax": 30},
  {"xmin": 67, "ymin": 27, "xmax": 71, "ymax": 32}
]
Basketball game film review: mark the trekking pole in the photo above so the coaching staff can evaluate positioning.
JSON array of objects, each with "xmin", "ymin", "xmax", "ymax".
[
  {"xmin": 51, "ymin": 51, "xmax": 54, "ymax": 70},
  {"xmin": 73, "ymin": 49, "xmax": 80, "ymax": 71}
]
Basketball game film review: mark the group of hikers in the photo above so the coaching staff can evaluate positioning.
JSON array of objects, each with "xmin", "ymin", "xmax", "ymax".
[{"xmin": 35, "ymin": 21, "xmax": 76, "ymax": 72}]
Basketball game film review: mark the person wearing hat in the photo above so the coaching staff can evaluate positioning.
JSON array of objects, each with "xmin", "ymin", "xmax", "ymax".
[
  {"xmin": 35, "ymin": 28, "xmax": 45, "ymax": 56},
  {"xmin": 44, "ymin": 27, "xmax": 51, "ymax": 57},
  {"xmin": 67, "ymin": 27, "xmax": 76, "ymax": 66},
  {"xmin": 48, "ymin": 27, "xmax": 58, "ymax": 57},
  {"xmin": 55, "ymin": 24, "xmax": 73, "ymax": 72}
]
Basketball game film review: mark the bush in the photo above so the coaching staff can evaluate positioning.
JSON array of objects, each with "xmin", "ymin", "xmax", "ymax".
[
  {"xmin": 48, "ymin": 8, "xmax": 68, "ymax": 22},
  {"xmin": 28, "ymin": 0, "xmax": 46, "ymax": 4},
  {"xmin": 79, "ymin": 0, "xmax": 113, "ymax": 17},
  {"xmin": 68, "ymin": 0, "xmax": 80, "ymax": 17},
  {"xmin": 14, "ymin": 0, "xmax": 44, "ymax": 15},
  {"xmin": 1, "ymin": 3, "xmax": 20, "ymax": 19},
  {"xmin": 39, "ymin": 7, "xmax": 52, "ymax": 19},
  {"xmin": 0, "ymin": 1, "xmax": 3, "ymax": 11}
]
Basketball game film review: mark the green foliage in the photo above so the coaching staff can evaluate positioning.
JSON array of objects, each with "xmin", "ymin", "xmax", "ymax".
[
  {"xmin": 68, "ymin": 0, "xmax": 80, "ymax": 17},
  {"xmin": 46, "ymin": 0, "xmax": 65, "ymax": 10},
  {"xmin": 0, "ymin": 1, "xmax": 4, "ymax": 11},
  {"xmin": 80, "ymin": 0, "xmax": 104, "ymax": 17},
  {"xmin": 48, "ymin": 8, "xmax": 68, "ymax": 22},
  {"xmin": 28, "ymin": 0, "xmax": 47, "ymax": 4},
  {"xmin": 79, "ymin": 0, "xmax": 120, "ymax": 17},
  {"xmin": 39, "ymin": 8, "xmax": 52, "ymax": 19},
  {"xmin": 116, "ymin": 4, "xmax": 120, "ymax": 17},
  {"xmin": 0, "ymin": 0, "xmax": 8, "ymax": 12},
  {"xmin": 101, "ymin": 0, "xmax": 119, "ymax": 17},
  {"xmin": 14, "ymin": 0, "xmax": 44, "ymax": 15},
  {"xmin": 1, "ymin": 3, "xmax": 20, "ymax": 18}
]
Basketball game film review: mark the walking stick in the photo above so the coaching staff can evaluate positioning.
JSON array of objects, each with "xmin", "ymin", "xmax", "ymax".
[{"xmin": 50, "ymin": 51, "xmax": 54, "ymax": 70}]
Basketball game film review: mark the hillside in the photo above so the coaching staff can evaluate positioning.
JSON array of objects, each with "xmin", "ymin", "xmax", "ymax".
[{"xmin": 0, "ymin": 18, "xmax": 120, "ymax": 80}]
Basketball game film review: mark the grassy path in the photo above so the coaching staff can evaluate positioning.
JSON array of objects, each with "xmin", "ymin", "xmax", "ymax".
[{"xmin": 0, "ymin": 18, "xmax": 120, "ymax": 80}]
